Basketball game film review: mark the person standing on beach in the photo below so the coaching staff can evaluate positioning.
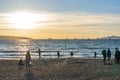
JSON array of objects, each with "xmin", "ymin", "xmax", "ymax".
[
  {"xmin": 38, "ymin": 48, "xmax": 41, "ymax": 59},
  {"xmin": 107, "ymin": 48, "xmax": 111, "ymax": 62},
  {"xmin": 102, "ymin": 50, "xmax": 106, "ymax": 64},
  {"xmin": 94, "ymin": 52, "xmax": 97, "ymax": 59},
  {"xmin": 115, "ymin": 48, "xmax": 120, "ymax": 63},
  {"xmin": 70, "ymin": 51, "xmax": 74, "ymax": 58},
  {"xmin": 57, "ymin": 51, "xmax": 60, "ymax": 58},
  {"xmin": 25, "ymin": 50, "xmax": 31, "ymax": 69}
]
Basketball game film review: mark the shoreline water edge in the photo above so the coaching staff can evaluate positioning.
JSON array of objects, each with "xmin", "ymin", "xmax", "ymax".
[{"xmin": 0, "ymin": 39, "xmax": 120, "ymax": 60}]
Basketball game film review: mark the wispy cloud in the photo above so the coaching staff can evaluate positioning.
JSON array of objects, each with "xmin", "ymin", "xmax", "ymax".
[
  {"xmin": 0, "ymin": 11, "xmax": 120, "ymax": 28},
  {"xmin": 37, "ymin": 11, "xmax": 120, "ymax": 27},
  {"xmin": 0, "ymin": 11, "xmax": 120, "ymax": 39}
]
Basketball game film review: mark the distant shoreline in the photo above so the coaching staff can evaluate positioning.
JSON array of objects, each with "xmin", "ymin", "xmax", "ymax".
[{"xmin": 1, "ymin": 35, "xmax": 120, "ymax": 40}]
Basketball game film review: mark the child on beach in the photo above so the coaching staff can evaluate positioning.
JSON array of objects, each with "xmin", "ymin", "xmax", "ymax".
[
  {"xmin": 18, "ymin": 58, "xmax": 24, "ymax": 65},
  {"xmin": 18, "ymin": 58, "xmax": 24, "ymax": 70}
]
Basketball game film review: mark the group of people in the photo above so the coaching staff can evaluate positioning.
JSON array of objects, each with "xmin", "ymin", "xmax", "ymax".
[
  {"xmin": 19, "ymin": 47, "xmax": 120, "ymax": 67},
  {"xmin": 18, "ymin": 48, "xmax": 74, "ymax": 68},
  {"xmin": 101, "ymin": 48, "xmax": 120, "ymax": 64},
  {"xmin": 102, "ymin": 48, "xmax": 111, "ymax": 64},
  {"xmin": 57, "ymin": 51, "xmax": 74, "ymax": 58},
  {"xmin": 18, "ymin": 50, "xmax": 31, "ymax": 69},
  {"xmin": 18, "ymin": 48, "xmax": 42, "ymax": 66}
]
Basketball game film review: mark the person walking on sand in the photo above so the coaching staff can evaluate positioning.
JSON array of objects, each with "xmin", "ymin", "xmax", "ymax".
[
  {"xmin": 25, "ymin": 50, "xmax": 31, "ymax": 69},
  {"xmin": 115, "ymin": 48, "xmax": 120, "ymax": 63},
  {"xmin": 38, "ymin": 48, "xmax": 41, "ymax": 59},
  {"xmin": 102, "ymin": 50, "xmax": 106, "ymax": 64},
  {"xmin": 107, "ymin": 48, "xmax": 111, "ymax": 62}
]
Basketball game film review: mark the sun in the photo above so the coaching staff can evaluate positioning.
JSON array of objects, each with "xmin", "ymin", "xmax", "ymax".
[{"xmin": 7, "ymin": 11, "xmax": 47, "ymax": 29}]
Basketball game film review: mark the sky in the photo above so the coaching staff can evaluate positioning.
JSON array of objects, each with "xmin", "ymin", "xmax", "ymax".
[{"xmin": 0, "ymin": 0, "xmax": 120, "ymax": 39}]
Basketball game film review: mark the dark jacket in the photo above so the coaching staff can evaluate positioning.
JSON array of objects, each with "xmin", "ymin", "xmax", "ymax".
[
  {"xmin": 102, "ymin": 50, "xmax": 106, "ymax": 58},
  {"xmin": 107, "ymin": 49, "xmax": 111, "ymax": 57}
]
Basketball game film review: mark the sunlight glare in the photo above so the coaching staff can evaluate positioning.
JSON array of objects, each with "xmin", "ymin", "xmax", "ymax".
[{"xmin": 8, "ymin": 11, "xmax": 47, "ymax": 29}]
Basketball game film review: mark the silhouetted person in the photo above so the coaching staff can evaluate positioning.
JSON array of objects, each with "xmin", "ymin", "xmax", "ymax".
[
  {"xmin": 57, "ymin": 51, "xmax": 60, "ymax": 58},
  {"xmin": 70, "ymin": 51, "xmax": 74, "ymax": 58},
  {"xmin": 18, "ymin": 58, "xmax": 24, "ymax": 70},
  {"xmin": 94, "ymin": 52, "xmax": 97, "ymax": 59},
  {"xmin": 115, "ymin": 48, "xmax": 120, "ymax": 63},
  {"xmin": 18, "ymin": 58, "xmax": 24, "ymax": 65},
  {"xmin": 38, "ymin": 48, "xmax": 41, "ymax": 59},
  {"xmin": 107, "ymin": 48, "xmax": 111, "ymax": 62},
  {"xmin": 25, "ymin": 50, "xmax": 31, "ymax": 70},
  {"xmin": 102, "ymin": 50, "xmax": 106, "ymax": 64}
]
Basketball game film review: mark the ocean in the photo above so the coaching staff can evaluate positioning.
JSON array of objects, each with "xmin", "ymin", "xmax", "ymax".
[{"xmin": 0, "ymin": 39, "xmax": 120, "ymax": 60}]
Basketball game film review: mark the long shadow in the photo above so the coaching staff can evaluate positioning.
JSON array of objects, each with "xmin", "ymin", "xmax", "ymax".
[{"xmin": 25, "ymin": 65, "xmax": 35, "ymax": 80}]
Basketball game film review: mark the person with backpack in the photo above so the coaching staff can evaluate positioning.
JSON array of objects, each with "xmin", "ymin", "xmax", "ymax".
[{"xmin": 102, "ymin": 49, "xmax": 107, "ymax": 64}]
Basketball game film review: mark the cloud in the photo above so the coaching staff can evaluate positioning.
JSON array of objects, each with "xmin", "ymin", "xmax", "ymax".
[
  {"xmin": 27, "ymin": 11, "xmax": 120, "ymax": 27},
  {"xmin": 38, "ymin": 12, "xmax": 120, "ymax": 27},
  {"xmin": 0, "ymin": 11, "xmax": 120, "ymax": 39},
  {"xmin": 0, "ymin": 11, "xmax": 120, "ymax": 29}
]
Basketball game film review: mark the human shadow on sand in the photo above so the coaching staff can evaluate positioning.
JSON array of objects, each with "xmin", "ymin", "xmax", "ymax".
[{"xmin": 25, "ymin": 65, "xmax": 35, "ymax": 80}]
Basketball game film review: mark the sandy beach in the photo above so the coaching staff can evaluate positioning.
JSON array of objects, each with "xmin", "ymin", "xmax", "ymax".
[{"xmin": 0, "ymin": 58, "xmax": 120, "ymax": 80}]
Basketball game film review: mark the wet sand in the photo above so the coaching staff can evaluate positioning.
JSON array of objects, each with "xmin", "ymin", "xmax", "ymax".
[{"xmin": 0, "ymin": 58, "xmax": 120, "ymax": 80}]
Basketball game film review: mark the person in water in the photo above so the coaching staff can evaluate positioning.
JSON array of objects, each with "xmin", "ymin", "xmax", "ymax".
[{"xmin": 38, "ymin": 48, "xmax": 41, "ymax": 59}]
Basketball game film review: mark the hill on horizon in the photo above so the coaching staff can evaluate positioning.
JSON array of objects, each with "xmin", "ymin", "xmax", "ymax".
[
  {"xmin": 0, "ymin": 35, "xmax": 120, "ymax": 40},
  {"xmin": 101, "ymin": 36, "xmax": 120, "ymax": 39},
  {"xmin": 0, "ymin": 36, "xmax": 32, "ymax": 40}
]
